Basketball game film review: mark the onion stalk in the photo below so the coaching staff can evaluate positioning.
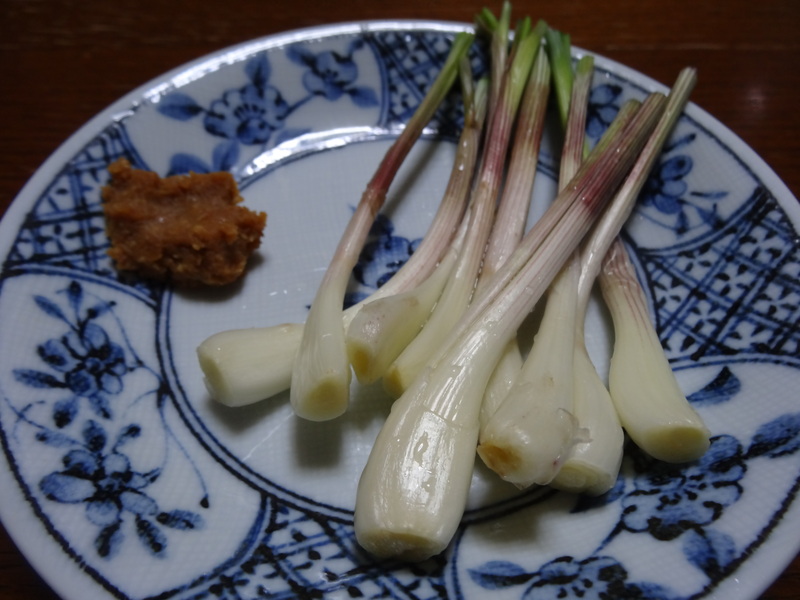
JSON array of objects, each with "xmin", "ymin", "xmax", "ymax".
[
  {"xmin": 480, "ymin": 45, "xmax": 551, "ymax": 287},
  {"xmin": 583, "ymin": 67, "xmax": 710, "ymax": 463},
  {"xmin": 478, "ymin": 48, "xmax": 551, "ymax": 424},
  {"xmin": 544, "ymin": 26, "xmax": 574, "ymax": 129},
  {"xmin": 354, "ymin": 94, "xmax": 665, "ymax": 560},
  {"xmin": 551, "ymin": 67, "xmax": 702, "ymax": 494},
  {"xmin": 382, "ymin": 20, "xmax": 545, "ymax": 398},
  {"xmin": 477, "ymin": 53, "xmax": 595, "ymax": 488},
  {"xmin": 344, "ymin": 74, "xmax": 489, "ymax": 384},
  {"xmin": 475, "ymin": 1, "xmax": 511, "ymax": 116},
  {"xmin": 198, "ymin": 34, "xmax": 473, "ymax": 409},
  {"xmin": 290, "ymin": 32, "xmax": 474, "ymax": 421},
  {"xmin": 600, "ymin": 237, "xmax": 710, "ymax": 462}
]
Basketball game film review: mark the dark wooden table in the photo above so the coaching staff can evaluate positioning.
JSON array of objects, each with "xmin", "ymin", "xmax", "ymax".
[{"xmin": 1, "ymin": 1, "xmax": 798, "ymax": 598}]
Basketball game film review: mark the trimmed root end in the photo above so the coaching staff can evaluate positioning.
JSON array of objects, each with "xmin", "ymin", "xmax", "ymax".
[
  {"xmin": 382, "ymin": 367, "xmax": 408, "ymax": 399},
  {"xmin": 198, "ymin": 356, "xmax": 227, "ymax": 402},
  {"xmin": 356, "ymin": 528, "xmax": 445, "ymax": 562},
  {"xmin": 348, "ymin": 344, "xmax": 379, "ymax": 385},
  {"xmin": 637, "ymin": 425, "xmax": 711, "ymax": 464},
  {"xmin": 291, "ymin": 378, "xmax": 349, "ymax": 422},
  {"xmin": 551, "ymin": 462, "xmax": 615, "ymax": 497},
  {"xmin": 476, "ymin": 443, "xmax": 520, "ymax": 479}
]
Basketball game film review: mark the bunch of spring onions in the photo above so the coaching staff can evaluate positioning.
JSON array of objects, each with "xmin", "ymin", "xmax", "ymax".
[{"xmin": 197, "ymin": 2, "xmax": 710, "ymax": 561}]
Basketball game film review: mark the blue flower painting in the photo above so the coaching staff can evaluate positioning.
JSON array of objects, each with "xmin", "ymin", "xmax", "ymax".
[
  {"xmin": 639, "ymin": 141, "xmax": 727, "ymax": 236},
  {"xmin": 586, "ymin": 83, "xmax": 623, "ymax": 140},
  {"xmin": 13, "ymin": 281, "xmax": 129, "ymax": 426},
  {"xmin": 39, "ymin": 420, "xmax": 203, "ymax": 559},
  {"xmin": 156, "ymin": 41, "xmax": 378, "ymax": 176},
  {"xmin": 205, "ymin": 83, "xmax": 291, "ymax": 146},
  {"xmin": 621, "ymin": 435, "xmax": 746, "ymax": 541},
  {"xmin": 287, "ymin": 38, "xmax": 379, "ymax": 106},
  {"xmin": 345, "ymin": 213, "xmax": 421, "ymax": 307},
  {"xmin": 10, "ymin": 281, "xmax": 206, "ymax": 560}
]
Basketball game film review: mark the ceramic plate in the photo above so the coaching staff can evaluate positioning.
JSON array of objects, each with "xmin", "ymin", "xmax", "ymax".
[{"xmin": 1, "ymin": 21, "xmax": 799, "ymax": 600}]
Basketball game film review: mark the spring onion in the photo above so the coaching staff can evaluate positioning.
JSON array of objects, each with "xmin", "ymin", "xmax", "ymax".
[
  {"xmin": 582, "ymin": 67, "xmax": 710, "ymax": 463},
  {"xmin": 477, "ymin": 53, "xmax": 594, "ymax": 488},
  {"xmin": 198, "ymin": 34, "xmax": 474, "ymax": 408},
  {"xmin": 478, "ymin": 47, "xmax": 550, "ymax": 424},
  {"xmin": 600, "ymin": 237, "xmax": 710, "ymax": 462},
  {"xmin": 290, "ymin": 32, "xmax": 474, "ymax": 421},
  {"xmin": 552, "ymin": 67, "xmax": 702, "ymax": 494},
  {"xmin": 344, "ymin": 73, "xmax": 488, "ymax": 385},
  {"xmin": 382, "ymin": 20, "xmax": 544, "ymax": 398},
  {"xmin": 354, "ymin": 93, "xmax": 666, "ymax": 560}
]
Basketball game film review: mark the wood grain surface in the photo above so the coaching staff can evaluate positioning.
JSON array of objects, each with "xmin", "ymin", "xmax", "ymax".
[{"xmin": 1, "ymin": 1, "xmax": 798, "ymax": 598}]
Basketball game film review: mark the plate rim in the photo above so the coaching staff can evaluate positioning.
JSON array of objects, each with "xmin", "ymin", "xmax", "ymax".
[{"xmin": 3, "ymin": 18, "xmax": 798, "ymax": 245}]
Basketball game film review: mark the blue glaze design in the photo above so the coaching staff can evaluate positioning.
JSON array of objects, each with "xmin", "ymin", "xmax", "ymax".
[
  {"xmin": 157, "ymin": 43, "xmax": 378, "ymax": 175},
  {"xmin": 14, "ymin": 281, "xmax": 128, "ymax": 425},
  {"xmin": 469, "ymin": 555, "xmax": 674, "ymax": 599},
  {"xmin": 638, "ymin": 133, "xmax": 729, "ymax": 236},
  {"xmin": 469, "ymin": 426, "xmax": 800, "ymax": 599},
  {"xmin": 586, "ymin": 82, "xmax": 623, "ymax": 140},
  {"xmin": 620, "ymin": 435, "xmax": 746, "ymax": 542},
  {"xmin": 638, "ymin": 186, "xmax": 800, "ymax": 370},
  {"xmin": 38, "ymin": 419, "xmax": 204, "ymax": 560},
  {"xmin": 5, "ymin": 279, "xmax": 207, "ymax": 563},
  {"xmin": 286, "ymin": 39, "xmax": 379, "ymax": 106},
  {"xmin": 346, "ymin": 213, "xmax": 421, "ymax": 307}
]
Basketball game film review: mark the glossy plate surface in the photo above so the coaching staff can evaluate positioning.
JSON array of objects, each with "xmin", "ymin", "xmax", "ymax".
[{"xmin": 1, "ymin": 21, "xmax": 799, "ymax": 600}]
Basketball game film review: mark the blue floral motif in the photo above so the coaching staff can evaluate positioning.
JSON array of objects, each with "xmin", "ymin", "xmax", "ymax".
[
  {"xmin": 39, "ymin": 419, "xmax": 203, "ymax": 559},
  {"xmin": 621, "ymin": 435, "xmax": 746, "ymax": 541},
  {"xmin": 526, "ymin": 555, "xmax": 673, "ymax": 600},
  {"xmin": 643, "ymin": 154, "xmax": 693, "ymax": 214},
  {"xmin": 287, "ymin": 38, "xmax": 379, "ymax": 106},
  {"xmin": 747, "ymin": 412, "xmax": 800, "ymax": 459},
  {"xmin": 13, "ymin": 281, "xmax": 129, "ymax": 426},
  {"xmin": 469, "ymin": 410, "xmax": 800, "ymax": 599},
  {"xmin": 345, "ymin": 213, "xmax": 421, "ymax": 307},
  {"xmin": 586, "ymin": 83, "xmax": 623, "ymax": 140},
  {"xmin": 469, "ymin": 555, "xmax": 674, "ymax": 599},
  {"xmin": 205, "ymin": 82, "xmax": 291, "ymax": 145},
  {"xmin": 686, "ymin": 367, "xmax": 741, "ymax": 407},
  {"xmin": 157, "ymin": 42, "xmax": 378, "ymax": 175},
  {"xmin": 167, "ymin": 140, "xmax": 241, "ymax": 177},
  {"xmin": 637, "ymin": 134, "xmax": 729, "ymax": 236},
  {"xmin": 682, "ymin": 528, "xmax": 738, "ymax": 578},
  {"xmin": 9, "ymin": 280, "xmax": 207, "ymax": 560}
]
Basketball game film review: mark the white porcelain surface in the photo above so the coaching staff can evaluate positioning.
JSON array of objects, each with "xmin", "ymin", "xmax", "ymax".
[{"xmin": 1, "ymin": 21, "xmax": 799, "ymax": 600}]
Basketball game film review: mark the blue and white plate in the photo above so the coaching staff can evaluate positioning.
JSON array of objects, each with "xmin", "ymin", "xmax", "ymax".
[{"xmin": 1, "ymin": 21, "xmax": 799, "ymax": 600}]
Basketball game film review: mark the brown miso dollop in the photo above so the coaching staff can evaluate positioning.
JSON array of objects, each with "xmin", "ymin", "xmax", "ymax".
[{"xmin": 102, "ymin": 158, "xmax": 266, "ymax": 286}]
